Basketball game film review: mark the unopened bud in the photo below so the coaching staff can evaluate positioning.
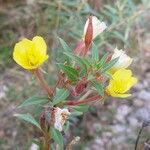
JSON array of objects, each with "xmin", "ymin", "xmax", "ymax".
[
  {"xmin": 75, "ymin": 80, "xmax": 88, "ymax": 95},
  {"xmin": 74, "ymin": 40, "xmax": 87, "ymax": 56},
  {"xmin": 84, "ymin": 16, "xmax": 93, "ymax": 49}
]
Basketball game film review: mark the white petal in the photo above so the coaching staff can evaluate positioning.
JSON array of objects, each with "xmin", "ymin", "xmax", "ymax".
[
  {"xmin": 111, "ymin": 47, "xmax": 132, "ymax": 70},
  {"xmin": 84, "ymin": 16, "xmax": 107, "ymax": 40}
]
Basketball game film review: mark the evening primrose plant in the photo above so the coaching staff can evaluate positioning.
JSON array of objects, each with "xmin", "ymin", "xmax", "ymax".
[{"xmin": 13, "ymin": 16, "xmax": 137, "ymax": 150}]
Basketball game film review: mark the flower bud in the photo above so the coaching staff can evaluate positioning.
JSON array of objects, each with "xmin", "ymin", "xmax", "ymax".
[
  {"xmin": 84, "ymin": 16, "xmax": 93, "ymax": 49},
  {"xmin": 84, "ymin": 16, "xmax": 107, "ymax": 40},
  {"xmin": 74, "ymin": 40, "xmax": 87, "ymax": 56},
  {"xmin": 75, "ymin": 80, "xmax": 88, "ymax": 95},
  {"xmin": 110, "ymin": 48, "xmax": 133, "ymax": 72}
]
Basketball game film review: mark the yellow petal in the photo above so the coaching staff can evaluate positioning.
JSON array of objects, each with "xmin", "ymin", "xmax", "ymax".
[
  {"xmin": 106, "ymin": 69, "xmax": 137, "ymax": 98},
  {"xmin": 112, "ymin": 93, "xmax": 131, "ymax": 98},
  {"xmin": 113, "ymin": 69, "xmax": 132, "ymax": 80},
  {"xmin": 13, "ymin": 36, "xmax": 48, "ymax": 70},
  {"xmin": 13, "ymin": 38, "xmax": 33, "ymax": 69},
  {"xmin": 32, "ymin": 36, "xmax": 47, "ymax": 54}
]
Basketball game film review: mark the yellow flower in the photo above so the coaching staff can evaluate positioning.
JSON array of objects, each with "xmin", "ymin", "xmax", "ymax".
[
  {"xmin": 13, "ymin": 36, "xmax": 48, "ymax": 70},
  {"xmin": 106, "ymin": 69, "xmax": 137, "ymax": 98}
]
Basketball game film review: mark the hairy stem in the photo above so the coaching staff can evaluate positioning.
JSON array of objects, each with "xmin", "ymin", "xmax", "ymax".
[
  {"xmin": 64, "ymin": 95, "xmax": 102, "ymax": 106},
  {"xmin": 34, "ymin": 68, "xmax": 53, "ymax": 98}
]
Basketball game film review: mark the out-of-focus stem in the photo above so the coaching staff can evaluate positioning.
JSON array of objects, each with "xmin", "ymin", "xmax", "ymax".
[
  {"xmin": 64, "ymin": 95, "xmax": 102, "ymax": 106},
  {"xmin": 34, "ymin": 68, "xmax": 53, "ymax": 98}
]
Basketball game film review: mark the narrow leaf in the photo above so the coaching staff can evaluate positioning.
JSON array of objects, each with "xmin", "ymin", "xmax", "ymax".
[
  {"xmin": 72, "ymin": 105, "xmax": 89, "ymax": 112},
  {"xmin": 53, "ymin": 88, "xmax": 70, "ymax": 105},
  {"xmin": 102, "ymin": 57, "xmax": 119, "ymax": 72},
  {"xmin": 14, "ymin": 113, "xmax": 41, "ymax": 129},
  {"xmin": 58, "ymin": 37, "xmax": 71, "ymax": 52},
  {"xmin": 92, "ymin": 80, "xmax": 104, "ymax": 96},
  {"xmin": 63, "ymin": 52, "xmax": 87, "ymax": 71},
  {"xmin": 91, "ymin": 43, "xmax": 99, "ymax": 62},
  {"xmin": 58, "ymin": 64, "xmax": 78, "ymax": 81},
  {"xmin": 71, "ymin": 110, "xmax": 83, "ymax": 116},
  {"xmin": 51, "ymin": 127, "xmax": 64, "ymax": 150},
  {"xmin": 18, "ymin": 96, "xmax": 49, "ymax": 108},
  {"xmin": 97, "ymin": 52, "xmax": 109, "ymax": 69}
]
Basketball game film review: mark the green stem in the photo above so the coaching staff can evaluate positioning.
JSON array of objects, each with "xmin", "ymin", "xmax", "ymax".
[{"xmin": 42, "ymin": 127, "xmax": 51, "ymax": 150}]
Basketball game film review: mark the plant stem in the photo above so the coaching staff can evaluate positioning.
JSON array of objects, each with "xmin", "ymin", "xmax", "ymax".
[
  {"xmin": 34, "ymin": 68, "xmax": 53, "ymax": 98},
  {"xmin": 43, "ymin": 131, "xmax": 51, "ymax": 150},
  {"xmin": 64, "ymin": 95, "xmax": 102, "ymax": 106}
]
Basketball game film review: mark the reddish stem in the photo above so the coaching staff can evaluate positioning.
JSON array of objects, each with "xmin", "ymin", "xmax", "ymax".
[
  {"xmin": 34, "ymin": 68, "xmax": 53, "ymax": 98},
  {"xmin": 64, "ymin": 95, "xmax": 102, "ymax": 106}
]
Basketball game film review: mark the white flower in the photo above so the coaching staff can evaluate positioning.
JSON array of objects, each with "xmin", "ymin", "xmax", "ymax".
[
  {"xmin": 84, "ymin": 16, "xmax": 107, "ymax": 40},
  {"xmin": 111, "ymin": 47, "xmax": 133, "ymax": 70},
  {"xmin": 54, "ymin": 107, "xmax": 70, "ymax": 132}
]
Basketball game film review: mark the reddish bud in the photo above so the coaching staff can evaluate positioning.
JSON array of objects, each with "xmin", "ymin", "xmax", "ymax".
[
  {"xmin": 84, "ymin": 16, "xmax": 93, "ymax": 49},
  {"xmin": 106, "ymin": 54, "xmax": 112, "ymax": 63},
  {"xmin": 74, "ymin": 39, "xmax": 87, "ymax": 56},
  {"xmin": 75, "ymin": 80, "xmax": 88, "ymax": 94}
]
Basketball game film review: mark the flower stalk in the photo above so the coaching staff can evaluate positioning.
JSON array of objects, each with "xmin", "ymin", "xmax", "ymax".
[{"xmin": 34, "ymin": 68, "xmax": 53, "ymax": 98}]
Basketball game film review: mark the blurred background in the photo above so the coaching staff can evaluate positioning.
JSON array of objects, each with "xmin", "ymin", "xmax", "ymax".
[{"xmin": 0, "ymin": 0, "xmax": 150, "ymax": 150}]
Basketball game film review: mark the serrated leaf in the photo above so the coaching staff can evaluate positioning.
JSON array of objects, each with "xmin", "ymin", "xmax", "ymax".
[
  {"xmin": 58, "ymin": 37, "xmax": 71, "ymax": 52},
  {"xmin": 92, "ymin": 80, "xmax": 104, "ymax": 96},
  {"xmin": 18, "ymin": 96, "xmax": 49, "ymax": 108},
  {"xmin": 102, "ymin": 57, "xmax": 119, "ymax": 72},
  {"xmin": 14, "ymin": 113, "xmax": 41, "ymax": 129},
  {"xmin": 91, "ymin": 43, "xmax": 99, "ymax": 62},
  {"xmin": 97, "ymin": 52, "xmax": 109, "ymax": 69},
  {"xmin": 53, "ymin": 88, "xmax": 70, "ymax": 105},
  {"xmin": 58, "ymin": 64, "xmax": 78, "ymax": 81},
  {"xmin": 72, "ymin": 105, "xmax": 89, "ymax": 112},
  {"xmin": 51, "ymin": 127, "xmax": 64, "ymax": 150}
]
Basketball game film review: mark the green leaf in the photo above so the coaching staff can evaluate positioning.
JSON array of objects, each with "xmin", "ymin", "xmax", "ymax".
[
  {"xmin": 58, "ymin": 64, "xmax": 78, "ymax": 81},
  {"xmin": 72, "ymin": 105, "xmax": 89, "ymax": 112},
  {"xmin": 71, "ymin": 110, "xmax": 83, "ymax": 116},
  {"xmin": 14, "ymin": 113, "xmax": 41, "ymax": 129},
  {"xmin": 58, "ymin": 37, "xmax": 71, "ymax": 52},
  {"xmin": 18, "ymin": 96, "xmax": 49, "ymax": 108},
  {"xmin": 91, "ymin": 80, "xmax": 104, "ymax": 96},
  {"xmin": 97, "ymin": 52, "xmax": 109, "ymax": 69},
  {"xmin": 81, "ymin": 58, "xmax": 91, "ymax": 69},
  {"xmin": 91, "ymin": 43, "xmax": 99, "ymax": 62},
  {"xmin": 102, "ymin": 57, "xmax": 119, "ymax": 72},
  {"xmin": 63, "ymin": 52, "xmax": 87, "ymax": 72},
  {"xmin": 51, "ymin": 127, "xmax": 64, "ymax": 150},
  {"xmin": 53, "ymin": 88, "xmax": 70, "ymax": 105}
]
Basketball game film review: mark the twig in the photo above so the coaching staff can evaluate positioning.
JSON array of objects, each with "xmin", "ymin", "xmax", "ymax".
[{"xmin": 135, "ymin": 125, "xmax": 144, "ymax": 150}]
